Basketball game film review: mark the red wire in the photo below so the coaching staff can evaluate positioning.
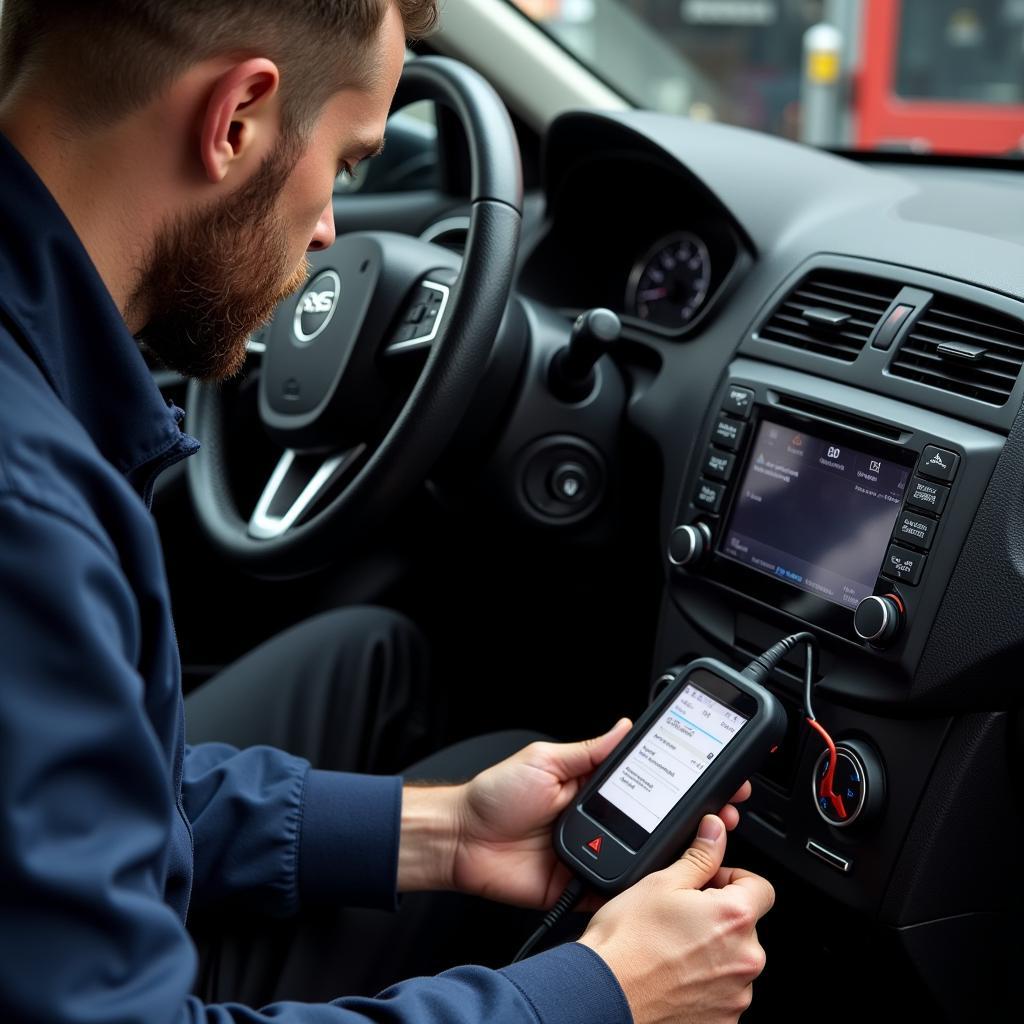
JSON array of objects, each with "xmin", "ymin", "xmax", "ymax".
[{"xmin": 806, "ymin": 717, "xmax": 847, "ymax": 819}]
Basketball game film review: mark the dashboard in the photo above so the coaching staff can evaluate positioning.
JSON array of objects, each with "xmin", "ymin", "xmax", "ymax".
[
  {"xmin": 517, "ymin": 151, "xmax": 744, "ymax": 338},
  {"xmin": 507, "ymin": 109, "xmax": 1024, "ymax": 1018}
]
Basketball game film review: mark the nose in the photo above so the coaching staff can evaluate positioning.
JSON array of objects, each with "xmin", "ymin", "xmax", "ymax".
[{"xmin": 308, "ymin": 200, "xmax": 336, "ymax": 251}]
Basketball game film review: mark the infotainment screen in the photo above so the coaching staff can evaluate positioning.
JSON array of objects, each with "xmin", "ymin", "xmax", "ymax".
[{"xmin": 721, "ymin": 420, "xmax": 910, "ymax": 610}]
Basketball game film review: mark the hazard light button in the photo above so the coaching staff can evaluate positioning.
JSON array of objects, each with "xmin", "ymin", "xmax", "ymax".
[{"xmin": 585, "ymin": 836, "xmax": 603, "ymax": 856}]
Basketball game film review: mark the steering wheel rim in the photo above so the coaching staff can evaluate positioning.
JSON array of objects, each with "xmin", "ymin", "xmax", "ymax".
[{"xmin": 186, "ymin": 57, "xmax": 523, "ymax": 577}]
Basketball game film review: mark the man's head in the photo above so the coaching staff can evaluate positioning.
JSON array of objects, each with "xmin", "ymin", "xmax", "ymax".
[{"xmin": 0, "ymin": 0, "xmax": 437, "ymax": 380}]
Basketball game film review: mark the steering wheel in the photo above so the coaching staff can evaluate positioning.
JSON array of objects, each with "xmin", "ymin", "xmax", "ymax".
[{"xmin": 186, "ymin": 57, "xmax": 522, "ymax": 577}]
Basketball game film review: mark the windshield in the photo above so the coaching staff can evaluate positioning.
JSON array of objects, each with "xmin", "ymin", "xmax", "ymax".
[{"xmin": 508, "ymin": 0, "xmax": 1024, "ymax": 157}]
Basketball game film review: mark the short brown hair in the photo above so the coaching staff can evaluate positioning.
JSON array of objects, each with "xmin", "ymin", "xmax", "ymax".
[{"xmin": 0, "ymin": 0, "xmax": 437, "ymax": 136}]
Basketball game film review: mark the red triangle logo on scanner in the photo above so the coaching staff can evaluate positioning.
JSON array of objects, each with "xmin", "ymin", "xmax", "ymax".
[{"xmin": 586, "ymin": 836, "xmax": 603, "ymax": 855}]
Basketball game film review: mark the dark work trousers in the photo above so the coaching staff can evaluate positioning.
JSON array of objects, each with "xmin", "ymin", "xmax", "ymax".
[{"xmin": 184, "ymin": 605, "xmax": 551, "ymax": 1007}]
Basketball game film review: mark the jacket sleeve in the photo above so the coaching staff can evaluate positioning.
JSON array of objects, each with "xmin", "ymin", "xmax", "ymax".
[
  {"xmin": 183, "ymin": 742, "xmax": 403, "ymax": 915},
  {"xmin": 0, "ymin": 493, "xmax": 632, "ymax": 1024}
]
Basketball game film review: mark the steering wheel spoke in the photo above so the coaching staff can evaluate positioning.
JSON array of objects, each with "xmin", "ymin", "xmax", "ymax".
[
  {"xmin": 246, "ymin": 327, "xmax": 269, "ymax": 356},
  {"xmin": 383, "ymin": 279, "xmax": 450, "ymax": 357},
  {"xmin": 248, "ymin": 446, "xmax": 366, "ymax": 539}
]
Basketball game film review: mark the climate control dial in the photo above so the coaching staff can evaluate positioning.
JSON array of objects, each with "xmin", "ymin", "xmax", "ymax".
[{"xmin": 812, "ymin": 739, "xmax": 885, "ymax": 829}]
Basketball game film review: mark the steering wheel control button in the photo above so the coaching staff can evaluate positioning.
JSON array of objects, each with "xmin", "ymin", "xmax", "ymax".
[
  {"xmin": 722, "ymin": 386, "xmax": 755, "ymax": 419},
  {"xmin": 703, "ymin": 450, "xmax": 735, "ymax": 481},
  {"xmin": 693, "ymin": 479, "xmax": 725, "ymax": 513},
  {"xmin": 668, "ymin": 522, "xmax": 712, "ymax": 568},
  {"xmin": 882, "ymin": 544, "xmax": 925, "ymax": 586},
  {"xmin": 712, "ymin": 415, "xmax": 745, "ymax": 452},
  {"xmin": 895, "ymin": 511, "xmax": 936, "ymax": 550},
  {"xmin": 386, "ymin": 280, "xmax": 451, "ymax": 357},
  {"xmin": 549, "ymin": 462, "xmax": 590, "ymax": 505},
  {"xmin": 812, "ymin": 740, "xmax": 884, "ymax": 829},
  {"xmin": 906, "ymin": 476, "xmax": 950, "ymax": 515},
  {"xmin": 871, "ymin": 303, "xmax": 914, "ymax": 351},
  {"xmin": 854, "ymin": 594, "xmax": 904, "ymax": 646},
  {"xmin": 918, "ymin": 445, "xmax": 960, "ymax": 483}
]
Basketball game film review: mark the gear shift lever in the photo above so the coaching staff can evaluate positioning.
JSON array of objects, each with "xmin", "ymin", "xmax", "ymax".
[{"xmin": 549, "ymin": 307, "xmax": 621, "ymax": 403}]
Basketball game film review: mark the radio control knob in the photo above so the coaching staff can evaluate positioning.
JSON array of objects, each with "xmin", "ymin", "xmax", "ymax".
[
  {"xmin": 668, "ymin": 522, "xmax": 712, "ymax": 568},
  {"xmin": 854, "ymin": 594, "xmax": 904, "ymax": 647}
]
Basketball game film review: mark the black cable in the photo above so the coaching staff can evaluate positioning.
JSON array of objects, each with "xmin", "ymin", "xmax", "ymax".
[
  {"xmin": 511, "ymin": 877, "xmax": 586, "ymax": 963},
  {"xmin": 741, "ymin": 630, "xmax": 817, "ymax": 718}
]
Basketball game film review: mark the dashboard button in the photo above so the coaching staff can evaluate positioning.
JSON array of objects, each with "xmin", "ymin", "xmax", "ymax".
[
  {"xmin": 882, "ymin": 543, "xmax": 925, "ymax": 585},
  {"xmin": 722, "ymin": 386, "xmax": 755, "ymax": 419},
  {"xmin": 693, "ymin": 479, "xmax": 725, "ymax": 513},
  {"xmin": 906, "ymin": 476, "xmax": 950, "ymax": 515},
  {"xmin": 703, "ymin": 450, "xmax": 735, "ymax": 481},
  {"xmin": 895, "ymin": 511, "xmax": 936, "ymax": 550},
  {"xmin": 918, "ymin": 445, "xmax": 959, "ymax": 483},
  {"xmin": 712, "ymin": 415, "xmax": 745, "ymax": 452}
]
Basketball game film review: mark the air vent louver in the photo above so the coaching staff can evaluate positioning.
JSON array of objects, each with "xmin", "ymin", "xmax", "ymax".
[
  {"xmin": 759, "ymin": 270, "xmax": 902, "ymax": 362},
  {"xmin": 890, "ymin": 296, "xmax": 1024, "ymax": 406}
]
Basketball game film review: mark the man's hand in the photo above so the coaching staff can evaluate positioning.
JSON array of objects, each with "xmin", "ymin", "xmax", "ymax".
[
  {"xmin": 578, "ymin": 814, "xmax": 774, "ymax": 1024},
  {"xmin": 441, "ymin": 723, "xmax": 751, "ymax": 909}
]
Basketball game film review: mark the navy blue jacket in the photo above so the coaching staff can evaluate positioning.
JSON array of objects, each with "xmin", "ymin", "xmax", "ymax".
[{"xmin": 0, "ymin": 132, "xmax": 631, "ymax": 1024}]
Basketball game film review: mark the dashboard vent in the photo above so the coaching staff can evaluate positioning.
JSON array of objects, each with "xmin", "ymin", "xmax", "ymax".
[
  {"xmin": 890, "ymin": 295, "xmax": 1024, "ymax": 406},
  {"xmin": 759, "ymin": 270, "xmax": 901, "ymax": 361}
]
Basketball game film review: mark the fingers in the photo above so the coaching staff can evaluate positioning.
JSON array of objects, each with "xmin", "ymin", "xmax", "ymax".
[
  {"xmin": 719, "ymin": 780, "xmax": 753, "ymax": 829},
  {"xmin": 529, "ymin": 719, "xmax": 632, "ymax": 781},
  {"xmin": 706, "ymin": 866, "xmax": 776, "ymax": 917},
  {"xmin": 663, "ymin": 814, "xmax": 727, "ymax": 890},
  {"xmin": 719, "ymin": 802, "xmax": 740, "ymax": 831},
  {"xmin": 730, "ymin": 780, "xmax": 753, "ymax": 804}
]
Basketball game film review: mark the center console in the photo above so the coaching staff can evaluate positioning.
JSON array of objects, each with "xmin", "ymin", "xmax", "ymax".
[{"xmin": 647, "ymin": 354, "xmax": 1014, "ymax": 971}]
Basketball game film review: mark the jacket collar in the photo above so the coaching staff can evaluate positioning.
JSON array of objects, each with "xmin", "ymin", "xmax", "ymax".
[{"xmin": 0, "ymin": 130, "xmax": 199, "ymax": 490}]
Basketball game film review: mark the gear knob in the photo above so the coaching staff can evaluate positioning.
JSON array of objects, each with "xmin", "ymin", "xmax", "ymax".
[{"xmin": 549, "ymin": 307, "xmax": 621, "ymax": 402}]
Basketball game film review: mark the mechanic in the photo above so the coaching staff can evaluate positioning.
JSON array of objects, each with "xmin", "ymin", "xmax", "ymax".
[{"xmin": 0, "ymin": 3, "xmax": 774, "ymax": 1023}]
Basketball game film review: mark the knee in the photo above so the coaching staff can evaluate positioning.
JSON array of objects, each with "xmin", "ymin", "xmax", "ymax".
[
  {"xmin": 298, "ymin": 605, "xmax": 430, "ymax": 681},
  {"xmin": 301, "ymin": 605, "xmax": 425, "ymax": 649}
]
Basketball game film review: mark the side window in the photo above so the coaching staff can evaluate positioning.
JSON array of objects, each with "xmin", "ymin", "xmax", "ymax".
[{"xmin": 334, "ymin": 100, "xmax": 440, "ymax": 195}]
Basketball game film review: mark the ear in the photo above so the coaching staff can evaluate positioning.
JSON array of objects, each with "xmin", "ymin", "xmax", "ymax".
[{"xmin": 199, "ymin": 58, "xmax": 281, "ymax": 184}]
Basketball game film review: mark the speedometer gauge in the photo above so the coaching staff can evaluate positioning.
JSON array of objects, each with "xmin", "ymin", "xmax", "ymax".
[{"xmin": 626, "ymin": 232, "xmax": 712, "ymax": 329}]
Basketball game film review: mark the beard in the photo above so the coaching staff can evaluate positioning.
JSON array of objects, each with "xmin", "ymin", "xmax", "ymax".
[{"xmin": 132, "ymin": 138, "xmax": 312, "ymax": 382}]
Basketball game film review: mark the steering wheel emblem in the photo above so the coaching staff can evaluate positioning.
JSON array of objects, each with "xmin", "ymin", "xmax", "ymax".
[{"xmin": 293, "ymin": 269, "xmax": 341, "ymax": 344}]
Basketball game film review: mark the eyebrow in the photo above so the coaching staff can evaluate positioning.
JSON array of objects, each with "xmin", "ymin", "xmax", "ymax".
[{"xmin": 355, "ymin": 137, "xmax": 386, "ymax": 161}]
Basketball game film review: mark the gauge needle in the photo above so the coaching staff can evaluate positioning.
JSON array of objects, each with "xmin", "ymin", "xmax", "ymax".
[{"xmin": 639, "ymin": 288, "xmax": 668, "ymax": 301}]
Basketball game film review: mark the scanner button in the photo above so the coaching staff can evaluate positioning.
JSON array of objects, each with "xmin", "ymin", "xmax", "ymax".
[{"xmin": 585, "ymin": 836, "xmax": 603, "ymax": 857}]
